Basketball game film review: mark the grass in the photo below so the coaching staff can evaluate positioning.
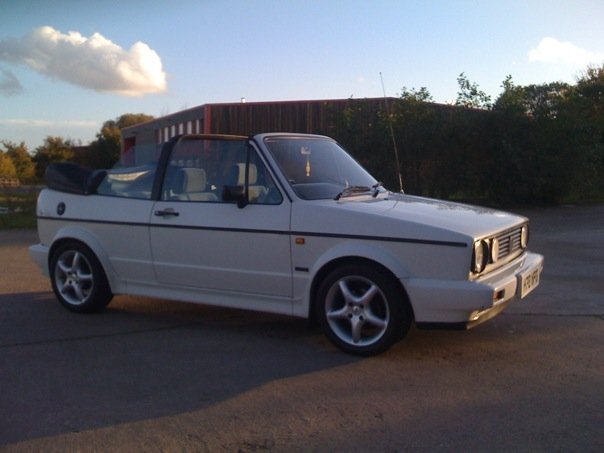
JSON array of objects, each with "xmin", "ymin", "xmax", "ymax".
[{"xmin": 0, "ymin": 186, "xmax": 39, "ymax": 230}]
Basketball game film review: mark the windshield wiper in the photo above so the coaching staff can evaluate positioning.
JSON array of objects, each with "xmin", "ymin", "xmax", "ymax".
[
  {"xmin": 334, "ymin": 185, "xmax": 373, "ymax": 200},
  {"xmin": 334, "ymin": 182, "xmax": 385, "ymax": 200}
]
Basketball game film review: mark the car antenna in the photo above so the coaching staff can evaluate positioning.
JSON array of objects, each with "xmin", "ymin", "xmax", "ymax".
[{"xmin": 380, "ymin": 72, "xmax": 404, "ymax": 193}]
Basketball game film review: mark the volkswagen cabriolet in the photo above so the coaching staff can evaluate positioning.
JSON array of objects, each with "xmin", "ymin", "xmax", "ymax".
[{"xmin": 30, "ymin": 133, "xmax": 543, "ymax": 355}]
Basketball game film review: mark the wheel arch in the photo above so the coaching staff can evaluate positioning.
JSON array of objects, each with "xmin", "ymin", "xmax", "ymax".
[
  {"xmin": 307, "ymin": 255, "xmax": 414, "ymax": 325},
  {"xmin": 48, "ymin": 227, "xmax": 119, "ymax": 292}
]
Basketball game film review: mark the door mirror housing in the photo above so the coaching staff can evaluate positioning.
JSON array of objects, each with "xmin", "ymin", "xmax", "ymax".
[{"xmin": 222, "ymin": 185, "xmax": 248, "ymax": 208}]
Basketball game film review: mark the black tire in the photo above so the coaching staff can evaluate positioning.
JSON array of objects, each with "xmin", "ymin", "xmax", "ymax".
[
  {"xmin": 315, "ymin": 264, "xmax": 411, "ymax": 356},
  {"xmin": 49, "ymin": 241, "xmax": 113, "ymax": 313}
]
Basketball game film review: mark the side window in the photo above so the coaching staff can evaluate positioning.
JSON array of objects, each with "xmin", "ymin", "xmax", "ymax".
[
  {"xmin": 161, "ymin": 138, "xmax": 282, "ymax": 205},
  {"xmin": 252, "ymin": 153, "xmax": 283, "ymax": 205},
  {"xmin": 161, "ymin": 139, "xmax": 226, "ymax": 202},
  {"xmin": 96, "ymin": 166, "xmax": 155, "ymax": 200},
  {"xmin": 95, "ymin": 143, "xmax": 160, "ymax": 200},
  {"xmin": 223, "ymin": 151, "xmax": 283, "ymax": 205}
]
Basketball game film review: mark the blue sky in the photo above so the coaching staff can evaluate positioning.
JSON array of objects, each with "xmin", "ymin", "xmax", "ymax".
[{"xmin": 1, "ymin": 0, "xmax": 603, "ymax": 150}]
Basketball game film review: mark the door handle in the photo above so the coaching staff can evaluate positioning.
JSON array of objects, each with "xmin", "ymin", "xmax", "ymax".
[{"xmin": 154, "ymin": 209, "xmax": 180, "ymax": 217}]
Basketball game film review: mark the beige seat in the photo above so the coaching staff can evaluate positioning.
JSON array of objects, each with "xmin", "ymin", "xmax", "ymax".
[
  {"xmin": 175, "ymin": 168, "xmax": 217, "ymax": 201},
  {"xmin": 228, "ymin": 163, "xmax": 267, "ymax": 202}
]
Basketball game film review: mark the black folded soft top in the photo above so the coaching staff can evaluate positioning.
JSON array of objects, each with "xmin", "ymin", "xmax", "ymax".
[{"xmin": 45, "ymin": 162, "xmax": 107, "ymax": 195}]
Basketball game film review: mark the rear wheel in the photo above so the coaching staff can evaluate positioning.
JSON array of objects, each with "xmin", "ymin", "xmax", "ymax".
[
  {"xmin": 316, "ymin": 264, "xmax": 411, "ymax": 356},
  {"xmin": 50, "ymin": 242, "xmax": 113, "ymax": 313}
]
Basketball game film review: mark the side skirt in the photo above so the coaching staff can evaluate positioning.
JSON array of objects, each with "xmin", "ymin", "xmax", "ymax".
[{"xmin": 119, "ymin": 282, "xmax": 300, "ymax": 318}]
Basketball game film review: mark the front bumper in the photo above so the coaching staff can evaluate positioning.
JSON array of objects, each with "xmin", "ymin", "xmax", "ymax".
[{"xmin": 405, "ymin": 251, "xmax": 544, "ymax": 328}]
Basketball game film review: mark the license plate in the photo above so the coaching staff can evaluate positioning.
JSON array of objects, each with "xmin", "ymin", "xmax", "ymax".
[{"xmin": 518, "ymin": 266, "xmax": 541, "ymax": 298}]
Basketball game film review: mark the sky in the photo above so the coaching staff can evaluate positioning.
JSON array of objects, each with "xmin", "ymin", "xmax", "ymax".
[{"xmin": 1, "ymin": 0, "xmax": 603, "ymax": 150}]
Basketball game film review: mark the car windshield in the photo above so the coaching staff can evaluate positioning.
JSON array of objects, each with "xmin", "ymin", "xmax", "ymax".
[{"xmin": 264, "ymin": 136, "xmax": 382, "ymax": 200}]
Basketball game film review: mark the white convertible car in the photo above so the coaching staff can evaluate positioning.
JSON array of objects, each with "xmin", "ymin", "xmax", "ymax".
[{"xmin": 30, "ymin": 133, "xmax": 543, "ymax": 355}]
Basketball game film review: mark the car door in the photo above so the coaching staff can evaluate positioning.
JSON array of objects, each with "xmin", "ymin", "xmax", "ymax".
[
  {"xmin": 149, "ymin": 137, "xmax": 292, "ymax": 300},
  {"xmin": 92, "ymin": 163, "xmax": 158, "ymax": 285}
]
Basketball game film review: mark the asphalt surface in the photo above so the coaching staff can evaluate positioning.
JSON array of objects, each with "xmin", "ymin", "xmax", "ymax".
[{"xmin": 1, "ymin": 205, "xmax": 603, "ymax": 452}]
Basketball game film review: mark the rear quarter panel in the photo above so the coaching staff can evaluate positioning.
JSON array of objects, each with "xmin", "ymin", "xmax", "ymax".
[{"xmin": 36, "ymin": 189, "xmax": 155, "ymax": 291}]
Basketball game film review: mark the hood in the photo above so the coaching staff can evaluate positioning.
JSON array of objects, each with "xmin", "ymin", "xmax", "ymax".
[
  {"xmin": 293, "ymin": 193, "xmax": 526, "ymax": 244},
  {"xmin": 378, "ymin": 193, "xmax": 526, "ymax": 238}
]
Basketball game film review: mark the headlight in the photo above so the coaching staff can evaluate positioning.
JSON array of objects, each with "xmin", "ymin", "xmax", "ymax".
[
  {"xmin": 520, "ymin": 225, "xmax": 529, "ymax": 248},
  {"xmin": 472, "ymin": 240, "xmax": 489, "ymax": 273}
]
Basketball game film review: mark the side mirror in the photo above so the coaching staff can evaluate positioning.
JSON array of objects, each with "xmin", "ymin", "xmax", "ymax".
[{"xmin": 222, "ymin": 185, "xmax": 248, "ymax": 208}]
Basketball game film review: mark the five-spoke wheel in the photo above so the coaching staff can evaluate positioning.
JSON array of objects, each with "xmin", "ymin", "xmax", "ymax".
[
  {"xmin": 316, "ymin": 264, "xmax": 411, "ymax": 356},
  {"xmin": 50, "ymin": 242, "xmax": 112, "ymax": 313}
]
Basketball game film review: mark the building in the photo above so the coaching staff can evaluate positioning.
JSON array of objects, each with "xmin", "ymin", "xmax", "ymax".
[{"xmin": 120, "ymin": 98, "xmax": 394, "ymax": 164}]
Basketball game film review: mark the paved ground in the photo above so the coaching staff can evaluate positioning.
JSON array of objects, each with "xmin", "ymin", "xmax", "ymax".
[{"xmin": 1, "ymin": 205, "xmax": 603, "ymax": 452}]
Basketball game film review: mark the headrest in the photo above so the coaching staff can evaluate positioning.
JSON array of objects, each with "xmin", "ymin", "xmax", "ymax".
[
  {"xmin": 177, "ymin": 167, "xmax": 206, "ymax": 192},
  {"xmin": 231, "ymin": 163, "xmax": 258, "ymax": 185}
]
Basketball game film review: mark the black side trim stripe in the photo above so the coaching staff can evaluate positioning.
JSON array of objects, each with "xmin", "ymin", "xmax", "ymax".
[
  {"xmin": 38, "ymin": 216, "xmax": 149, "ymax": 228},
  {"xmin": 38, "ymin": 216, "xmax": 467, "ymax": 248},
  {"xmin": 290, "ymin": 230, "xmax": 467, "ymax": 248}
]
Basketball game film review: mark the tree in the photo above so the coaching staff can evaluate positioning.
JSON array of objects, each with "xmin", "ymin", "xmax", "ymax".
[
  {"xmin": 393, "ymin": 87, "xmax": 442, "ymax": 195},
  {"xmin": 566, "ymin": 64, "xmax": 604, "ymax": 198},
  {"xmin": 329, "ymin": 99, "xmax": 394, "ymax": 187},
  {"xmin": 455, "ymin": 73, "xmax": 492, "ymax": 109},
  {"xmin": 87, "ymin": 113, "xmax": 154, "ymax": 168},
  {"xmin": 520, "ymin": 82, "xmax": 571, "ymax": 119},
  {"xmin": 0, "ymin": 152, "xmax": 17, "ymax": 179},
  {"xmin": 32, "ymin": 136, "xmax": 75, "ymax": 179},
  {"xmin": 399, "ymin": 86, "xmax": 433, "ymax": 103},
  {"xmin": 493, "ymin": 75, "xmax": 527, "ymax": 114},
  {"xmin": 490, "ymin": 73, "xmax": 598, "ymax": 203},
  {"xmin": 1, "ymin": 141, "xmax": 35, "ymax": 183}
]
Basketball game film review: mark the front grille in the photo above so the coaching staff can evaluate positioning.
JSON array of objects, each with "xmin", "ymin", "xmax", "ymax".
[
  {"xmin": 471, "ymin": 224, "xmax": 527, "ymax": 280},
  {"xmin": 496, "ymin": 227, "xmax": 523, "ymax": 260}
]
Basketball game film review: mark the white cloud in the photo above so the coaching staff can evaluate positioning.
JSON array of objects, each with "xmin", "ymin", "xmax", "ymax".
[
  {"xmin": 0, "ymin": 119, "xmax": 98, "ymax": 128},
  {"xmin": 528, "ymin": 37, "xmax": 604, "ymax": 68},
  {"xmin": 0, "ymin": 26, "xmax": 167, "ymax": 96}
]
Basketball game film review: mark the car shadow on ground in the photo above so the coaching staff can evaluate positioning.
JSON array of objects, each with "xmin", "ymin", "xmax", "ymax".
[
  {"xmin": 2, "ymin": 290, "xmax": 602, "ymax": 448},
  {"xmin": 0, "ymin": 292, "xmax": 358, "ymax": 445}
]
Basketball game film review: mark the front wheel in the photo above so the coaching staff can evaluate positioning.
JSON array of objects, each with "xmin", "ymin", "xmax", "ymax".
[
  {"xmin": 50, "ymin": 242, "xmax": 113, "ymax": 313},
  {"xmin": 316, "ymin": 264, "xmax": 411, "ymax": 356}
]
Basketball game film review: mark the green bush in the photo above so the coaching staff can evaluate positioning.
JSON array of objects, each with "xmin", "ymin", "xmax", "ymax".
[{"xmin": 0, "ymin": 187, "xmax": 38, "ymax": 229}]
